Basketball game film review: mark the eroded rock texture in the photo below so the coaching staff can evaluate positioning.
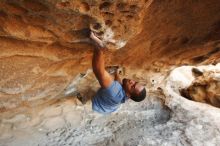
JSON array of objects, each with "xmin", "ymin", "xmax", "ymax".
[
  {"xmin": 0, "ymin": 0, "xmax": 154, "ymax": 111},
  {"xmin": 181, "ymin": 68, "xmax": 220, "ymax": 108},
  {"xmin": 0, "ymin": 0, "xmax": 220, "ymax": 112},
  {"xmin": 0, "ymin": 0, "xmax": 220, "ymax": 145},
  {"xmin": 1, "ymin": 65, "xmax": 220, "ymax": 146}
]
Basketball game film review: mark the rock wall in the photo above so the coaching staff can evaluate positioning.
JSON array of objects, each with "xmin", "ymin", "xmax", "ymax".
[
  {"xmin": 0, "ymin": 0, "xmax": 220, "ymax": 112},
  {"xmin": 1, "ymin": 65, "xmax": 220, "ymax": 146},
  {"xmin": 0, "ymin": 1, "xmax": 220, "ymax": 145}
]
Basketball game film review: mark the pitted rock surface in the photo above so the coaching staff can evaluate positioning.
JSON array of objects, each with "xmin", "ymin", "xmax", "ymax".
[
  {"xmin": 0, "ymin": 1, "xmax": 220, "ymax": 145},
  {"xmin": 0, "ymin": 0, "xmax": 220, "ymax": 111}
]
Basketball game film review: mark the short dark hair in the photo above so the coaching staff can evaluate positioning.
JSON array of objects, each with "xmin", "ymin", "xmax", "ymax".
[{"xmin": 130, "ymin": 88, "xmax": 146, "ymax": 102}]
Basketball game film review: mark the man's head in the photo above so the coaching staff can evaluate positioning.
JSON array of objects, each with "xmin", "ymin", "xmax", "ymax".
[{"xmin": 122, "ymin": 78, "xmax": 146, "ymax": 102}]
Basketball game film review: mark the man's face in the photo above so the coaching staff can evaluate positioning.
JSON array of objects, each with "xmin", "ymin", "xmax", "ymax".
[{"xmin": 122, "ymin": 78, "xmax": 144, "ymax": 97}]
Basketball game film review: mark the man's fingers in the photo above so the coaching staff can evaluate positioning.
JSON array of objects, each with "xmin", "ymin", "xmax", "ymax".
[
  {"xmin": 90, "ymin": 31, "xmax": 105, "ymax": 48},
  {"xmin": 90, "ymin": 31, "xmax": 95, "ymax": 38},
  {"xmin": 90, "ymin": 31, "xmax": 101, "ymax": 40}
]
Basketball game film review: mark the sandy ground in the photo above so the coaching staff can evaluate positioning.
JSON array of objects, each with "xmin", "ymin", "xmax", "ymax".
[{"xmin": 0, "ymin": 64, "xmax": 220, "ymax": 146}]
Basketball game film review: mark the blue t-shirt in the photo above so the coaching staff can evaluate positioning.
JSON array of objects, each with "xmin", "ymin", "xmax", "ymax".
[{"xmin": 92, "ymin": 81, "xmax": 127, "ymax": 114}]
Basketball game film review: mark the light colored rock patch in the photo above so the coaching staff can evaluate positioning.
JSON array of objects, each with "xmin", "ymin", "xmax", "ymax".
[
  {"xmin": 103, "ymin": 28, "xmax": 127, "ymax": 49},
  {"xmin": 0, "ymin": 123, "xmax": 13, "ymax": 140},
  {"xmin": 2, "ymin": 114, "xmax": 27, "ymax": 123},
  {"xmin": 39, "ymin": 106, "xmax": 62, "ymax": 117},
  {"xmin": 41, "ymin": 117, "xmax": 65, "ymax": 130},
  {"xmin": 64, "ymin": 111, "xmax": 83, "ymax": 128},
  {"xmin": 64, "ymin": 69, "xmax": 92, "ymax": 96}
]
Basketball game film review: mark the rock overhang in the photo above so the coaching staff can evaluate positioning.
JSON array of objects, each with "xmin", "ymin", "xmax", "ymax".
[{"xmin": 0, "ymin": 0, "xmax": 220, "ymax": 116}]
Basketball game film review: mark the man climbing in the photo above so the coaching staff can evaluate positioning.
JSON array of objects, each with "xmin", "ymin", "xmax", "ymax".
[{"xmin": 90, "ymin": 32, "xmax": 146, "ymax": 114}]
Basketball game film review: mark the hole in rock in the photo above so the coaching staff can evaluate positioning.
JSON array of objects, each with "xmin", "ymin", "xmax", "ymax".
[
  {"xmin": 207, "ymin": 47, "xmax": 220, "ymax": 56},
  {"xmin": 126, "ymin": 15, "xmax": 134, "ymax": 19},
  {"xmin": 191, "ymin": 68, "xmax": 203, "ymax": 77},
  {"xmin": 99, "ymin": 2, "xmax": 112, "ymax": 11},
  {"xmin": 192, "ymin": 55, "xmax": 209, "ymax": 63},
  {"xmin": 68, "ymin": 28, "xmax": 91, "ymax": 39},
  {"xmin": 191, "ymin": 47, "xmax": 220, "ymax": 64},
  {"xmin": 80, "ymin": 2, "xmax": 90, "ymax": 12},
  {"xmin": 56, "ymin": 1, "xmax": 70, "ymax": 8},
  {"xmin": 130, "ymin": 5, "xmax": 139, "ymax": 12},
  {"xmin": 96, "ymin": 31, "xmax": 104, "ymax": 36},
  {"xmin": 102, "ymin": 11, "xmax": 114, "ymax": 17},
  {"xmin": 117, "ymin": 19, "xmax": 122, "ymax": 23},
  {"xmin": 117, "ymin": 3, "xmax": 126, "ymax": 11},
  {"xmin": 174, "ymin": 65, "xmax": 220, "ymax": 108},
  {"xmin": 130, "ymin": 5, "xmax": 138, "ymax": 9},
  {"xmin": 92, "ymin": 23, "xmax": 102, "ymax": 30},
  {"xmin": 121, "ymin": 10, "xmax": 130, "ymax": 13},
  {"xmin": 105, "ymin": 20, "xmax": 112, "ymax": 26},
  {"xmin": 179, "ymin": 37, "xmax": 189, "ymax": 45}
]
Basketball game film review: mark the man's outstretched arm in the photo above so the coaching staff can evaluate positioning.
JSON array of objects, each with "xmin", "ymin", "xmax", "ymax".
[{"xmin": 91, "ymin": 32, "xmax": 113, "ymax": 88}]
